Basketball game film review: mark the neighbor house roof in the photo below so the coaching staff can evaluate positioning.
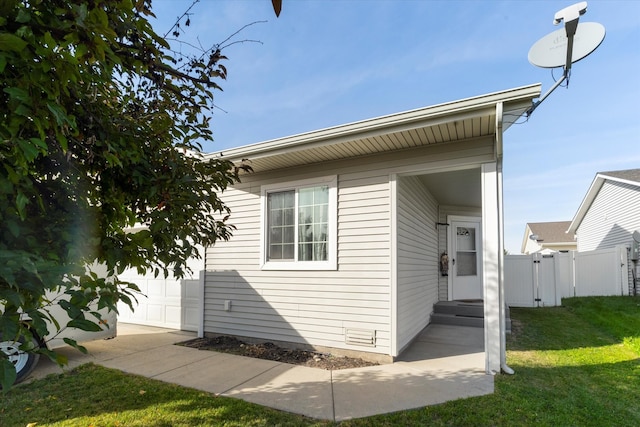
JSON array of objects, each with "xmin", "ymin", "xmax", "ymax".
[
  {"xmin": 205, "ymin": 84, "xmax": 542, "ymax": 173},
  {"xmin": 567, "ymin": 169, "xmax": 640, "ymax": 234},
  {"xmin": 521, "ymin": 221, "xmax": 576, "ymax": 253}
]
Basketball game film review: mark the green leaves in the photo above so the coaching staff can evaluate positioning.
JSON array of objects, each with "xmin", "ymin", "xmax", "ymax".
[
  {"xmin": 1, "ymin": 0, "xmax": 245, "ymax": 389},
  {"xmin": 62, "ymin": 338, "xmax": 88, "ymax": 354},
  {"xmin": 66, "ymin": 319, "xmax": 102, "ymax": 333},
  {"xmin": 0, "ymin": 359, "xmax": 18, "ymax": 391},
  {"xmin": 0, "ymin": 33, "xmax": 26, "ymax": 51},
  {"xmin": 15, "ymin": 191, "xmax": 29, "ymax": 219}
]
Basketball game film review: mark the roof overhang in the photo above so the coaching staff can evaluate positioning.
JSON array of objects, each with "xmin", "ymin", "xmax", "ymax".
[
  {"xmin": 541, "ymin": 242, "xmax": 578, "ymax": 248},
  {"xmin": 206, "ymin": 84, "xmax": 542, "ymax": 174}
]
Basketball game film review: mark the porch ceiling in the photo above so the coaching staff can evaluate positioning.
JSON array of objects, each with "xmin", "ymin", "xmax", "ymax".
[
  {"xmin": 420, "ymin": 168, "xmax": 481, "ymax": 207},
  {"xmin": 207, "ymin": 84, "xmax": 541, "ymax": 174}
]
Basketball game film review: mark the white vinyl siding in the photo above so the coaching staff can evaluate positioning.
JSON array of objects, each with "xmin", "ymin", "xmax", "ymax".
[
  {"xmin": 205, "ymin": 169, "xmax": 392, "ymax": 354},
  {"xmin": 576, "ymin": 181, "xmax": 640, "ymax": 251},
  {"xmin": 395, "ymin": 175, "xmax": 439, "ymax": 352},
  {"xmin": 204, "ymin": 138, "xmax": 495, "ymax": 356}
]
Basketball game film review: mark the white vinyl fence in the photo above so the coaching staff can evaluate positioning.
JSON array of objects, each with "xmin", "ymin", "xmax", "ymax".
[{"xmin": 505, "ymin": 246, "xmax": 630, "ymax": 307}]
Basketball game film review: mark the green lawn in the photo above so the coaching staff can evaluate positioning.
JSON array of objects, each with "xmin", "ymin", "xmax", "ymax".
[{"xmin": 1, "ymin": 296, "xmax": 638, "ymax": 426}]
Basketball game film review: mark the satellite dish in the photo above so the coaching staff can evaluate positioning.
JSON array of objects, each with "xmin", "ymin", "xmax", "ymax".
[
  {"xmin": 529, "ymin": 22, "xmax": 606, "ymax": 68},
  {"xmin": 633, "ymin": 230, "xmax": 640, "ymax": 243},
  {"xmin": 525, "ymin": 2, "xmax": 606, "ymax": 117}
]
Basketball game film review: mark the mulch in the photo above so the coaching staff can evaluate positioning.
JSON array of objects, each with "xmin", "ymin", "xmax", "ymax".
[{"xmin": 178, "ymin": 335, "xmax": 378, "ymax": 370}]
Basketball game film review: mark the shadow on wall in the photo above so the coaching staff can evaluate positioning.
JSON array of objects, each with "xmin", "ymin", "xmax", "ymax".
[
  {"xmin": 203, "ymin": 269, "xmax": 306, "ymax": 343},
  {"xmin": 202, "ymin": 269, "xmax": 391, "ymax": 360},
  {"xmin": 595, "ymin": 223, "xmax": 639, "ymax": 295},
  {"xmin": 595, "ymin": 223, "xmax": 637, "ymax": 252}
]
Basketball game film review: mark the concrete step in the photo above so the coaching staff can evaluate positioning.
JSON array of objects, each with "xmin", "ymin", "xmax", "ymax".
[
  {"xmin": 431, "ymin": 301, "xmax": 511, "ymax": 331},
  {"xmin": 433, "ymin": 301, "xmax": 484, "ymax": 318},
  {"xmin": 430, "ymin": 313, "xmax": 511, "ymax": 332},
  {"xmin": 430, "ymin": 313, "xmax": 484, "ymax": 328}
]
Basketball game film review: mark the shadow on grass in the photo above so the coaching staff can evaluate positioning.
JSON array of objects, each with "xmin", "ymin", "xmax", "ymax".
[
  {"xmin": 4, "ymin": 296, "xmax": 638, "ymax": 426},
  {"xmin": 0, "ymin": 364, "xmax": 326, "ymax": 427}
]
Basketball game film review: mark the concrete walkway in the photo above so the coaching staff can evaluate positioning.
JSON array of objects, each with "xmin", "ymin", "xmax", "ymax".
[{"xmin": 28, "ymin": 323, "xmax": 494, "ymax": 422}]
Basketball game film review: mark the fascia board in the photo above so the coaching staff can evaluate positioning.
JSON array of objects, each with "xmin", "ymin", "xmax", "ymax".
[
  {"xmin": 568, "ymin": 171, "xmax": 640, "ymax": 234},
  {"xmin": 521, "ymin": 224, "xmax": 533, "ymax": 254},
  {"xmin": 598, "ymin": 173, "xmax": 640, "ymax": 189},
  {"xmin": 543, "ymin": 242, "xmax": 576, "ymax": 247},
  {"xmin": 567, "ymin": 174, "xmax": 606, "ymax": 234},
  {"xmin": 205, "ymin": 84, "xmax": 542, "ymax": 162}
]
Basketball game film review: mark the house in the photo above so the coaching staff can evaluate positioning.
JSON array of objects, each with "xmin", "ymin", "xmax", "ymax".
[
  {"xmin": 567, "ymin": 168, "xmax": 640, "ymax": 295},
  {"xmin": 568, "ymin": 169, "xmax": 640, "ymax": 251},
  {"xmin": 197, "ymin": 84, "xmax": 541, "ymax": 374},
  {"xmin": 520, "ymin": 221, "xmax": 576, "ymax": 254}
]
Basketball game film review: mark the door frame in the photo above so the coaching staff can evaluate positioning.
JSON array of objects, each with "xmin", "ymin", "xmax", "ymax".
[{"xmin": 447, "ymin": 215, "xmax": 483, "ymax": 301}]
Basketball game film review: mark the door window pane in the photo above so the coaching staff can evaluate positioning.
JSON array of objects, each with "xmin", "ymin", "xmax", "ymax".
[
  {"xmin": 456, "ymin": 227, "xmax": 475, "ymax": 250},
  {"xmin": 456, "ymin": 226, "xmax": 477, "ymax": 276},
  {"xmin": 456, "ymin": 252, "xmax": 477, "ymax": 276}
]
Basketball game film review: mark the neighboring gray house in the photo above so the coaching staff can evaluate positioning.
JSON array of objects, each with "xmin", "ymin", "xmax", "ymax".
[
  {"xmin": 567, "ymin": 169, "xmax": 640, "ymax": 294},
  {"xmin": 199, "ymin": 84, "xmax": 541, "ymax": 374},
  {"xmin": 568, "ymin": 169, "xmax": 640, "ymax": 251},
  {"xmin": 520, "ymin": 221, "xmax": 576, "ymax": 254}
]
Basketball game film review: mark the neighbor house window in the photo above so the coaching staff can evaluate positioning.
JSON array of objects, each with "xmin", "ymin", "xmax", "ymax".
[{"xmin": 261, "ymin": 176, "xmax": 337, "ymax": 270}]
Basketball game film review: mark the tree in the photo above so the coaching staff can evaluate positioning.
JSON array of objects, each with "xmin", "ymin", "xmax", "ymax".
[{"xmin": 0, "ymin": 0, "xmax": 254, "ymax": 388}]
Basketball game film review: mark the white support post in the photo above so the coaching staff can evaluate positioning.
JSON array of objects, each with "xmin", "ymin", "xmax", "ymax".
[
  {"xmin": 389, "ymin": 174, "xmax": 398, "ymax": 357},
  {"xmin": 481, "ymin": 162, "xmax": 501, "ymax": 375}
]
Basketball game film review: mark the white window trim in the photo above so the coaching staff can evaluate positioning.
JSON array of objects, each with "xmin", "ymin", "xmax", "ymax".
[{"xmin": 260, "ymin": 175, "xmax": 337, "ymax": 271}]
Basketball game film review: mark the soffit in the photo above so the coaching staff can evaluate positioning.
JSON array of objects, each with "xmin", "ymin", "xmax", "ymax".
[
  {"xmin": 419, "ymin": 168, "xmax": 482, "ymax": 208},
  {"xmin": 207, "ymin": 84, "xmax": 541, "ymax": 174}
]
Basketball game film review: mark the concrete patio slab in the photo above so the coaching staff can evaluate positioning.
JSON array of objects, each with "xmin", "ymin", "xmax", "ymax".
[
  {"xmin": 152, "ymin": 352, "xmax": 283, "ymax": 395},
  {"xmin": 25, "ymin": 325, "xmax": 196, "ymax": 382},
  {"xmin": 98, "ymin": 344, "xmax": 215, "ymax": 377},
  {"xmin": 223, "ymin": 364, "xmax": 334, "ymax": 420},
  {"xmin": 331, "ymin": 362, "xmax": 493, "ymax": 421},
  {"xmin": 27, "ymin": 322, "xmax": 494, "ymax": 422}
]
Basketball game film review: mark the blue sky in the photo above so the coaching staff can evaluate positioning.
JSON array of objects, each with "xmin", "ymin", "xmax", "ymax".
[{"xmin": 151, "ymin": 0, "xmax": 639, "ymax": 253}]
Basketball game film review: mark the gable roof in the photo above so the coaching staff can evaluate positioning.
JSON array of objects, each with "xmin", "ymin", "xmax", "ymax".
[
  {"xmin": 529, "ymin": 221, "xmax": 575, "ymax": 243},
  {"xmin": 567, "ymin": 168, "xmax": 640, "ymax": 234},
  {"xmin": 205, "ymin": 84, "xmax": 541, "ymax": 173},
  {"xmin": 598, "ymin": 169, "xmax": 640, "ymax": 183},
  {"xmin": 521, "ymin": 221, "xmax": 576, "ymax": 253}
]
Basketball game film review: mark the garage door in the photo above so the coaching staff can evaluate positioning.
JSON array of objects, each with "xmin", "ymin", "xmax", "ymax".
[{"xmin": 117, "ymin": 256, "xmax": 203, "ymax": 332}]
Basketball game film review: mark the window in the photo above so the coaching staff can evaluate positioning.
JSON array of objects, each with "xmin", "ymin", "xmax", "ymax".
[{"xmin": 261, "ymin": 176, "xmax": 337, "ymax": 270}]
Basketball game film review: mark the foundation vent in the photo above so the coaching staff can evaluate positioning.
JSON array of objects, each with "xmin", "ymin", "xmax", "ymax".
[{"xmin": 345, "ymin": 328, "xmax": 376, "ymax": 347}]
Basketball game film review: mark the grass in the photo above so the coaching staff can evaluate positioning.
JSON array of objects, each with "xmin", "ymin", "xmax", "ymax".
[
  {"xmin": 0, "ymin": 364, "xmax": 327, "ymax": 427},
  {"xmin": 1, "ymin": 296, "xmax": 638, "ymax": 426}
]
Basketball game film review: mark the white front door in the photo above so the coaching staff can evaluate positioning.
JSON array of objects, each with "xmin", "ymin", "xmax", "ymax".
[{"xmin": 450, "ymin": 218, "xmax": 482, "ymax": 300}]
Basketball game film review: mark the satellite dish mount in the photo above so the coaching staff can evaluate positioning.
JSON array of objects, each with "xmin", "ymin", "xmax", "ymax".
[
  {"xmin": 553, "ymin": 1, "xmax": 587, "ymax": 76},
  {"xmin": 526, "ymin": 2, "xmax": 605, "ymax": 116}
]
